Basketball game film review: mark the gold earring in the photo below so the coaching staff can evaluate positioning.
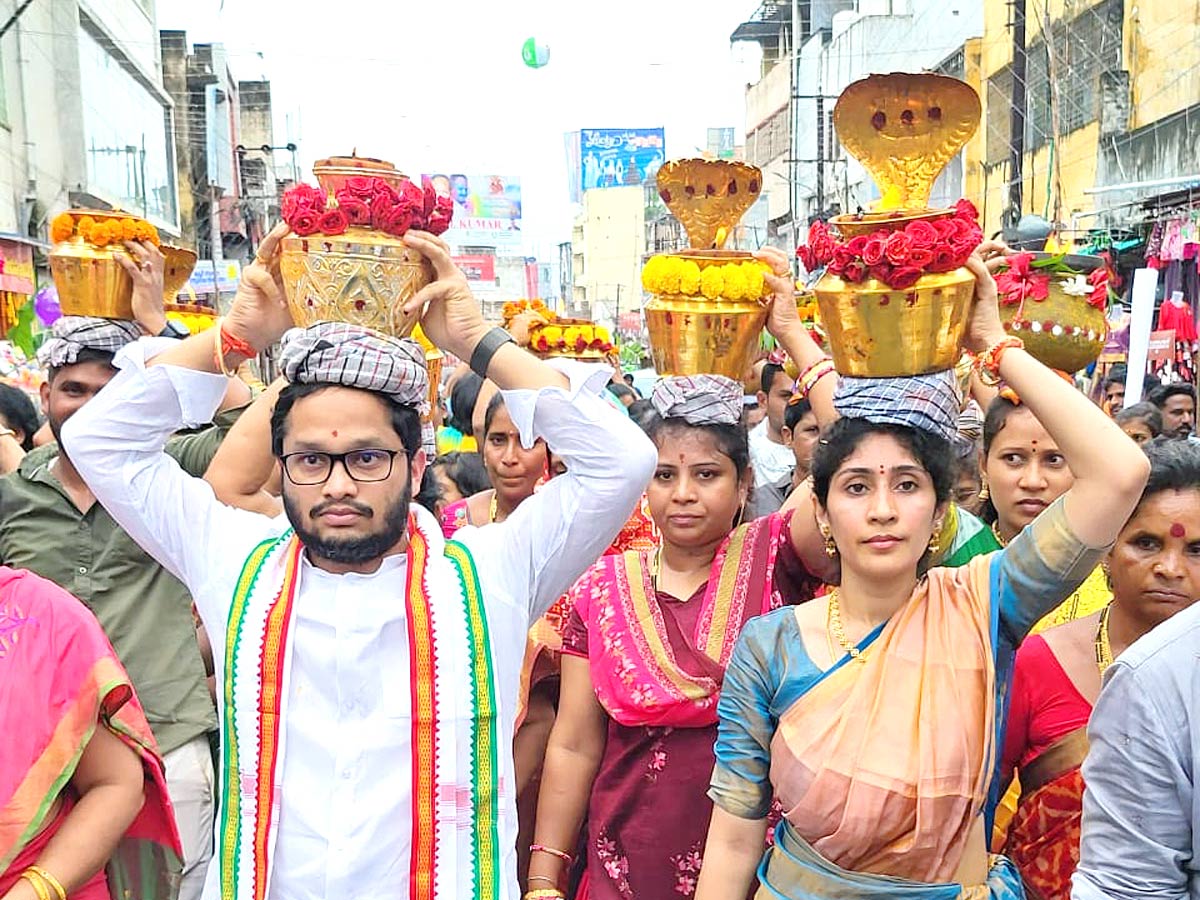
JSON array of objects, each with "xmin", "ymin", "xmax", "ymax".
[
  {"xmin": 978, "ymin": 480, "xmax": 989, "ymax": 502},
  {"xmin": 1101, "ymin": 559, "xmax": 1112, "ymax": 588},
  {"xmin": 820, "ymin": 525, "xmax": 838, "ymax": 557},
  {"xmin": 928, "ymin": 525, "xmax": 942, "ymax": 555}
]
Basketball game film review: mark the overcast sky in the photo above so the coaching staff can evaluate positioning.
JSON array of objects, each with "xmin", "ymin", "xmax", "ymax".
[{"xmin": 156, "ymin": 0, "xmax": 764, "ymax": 259}]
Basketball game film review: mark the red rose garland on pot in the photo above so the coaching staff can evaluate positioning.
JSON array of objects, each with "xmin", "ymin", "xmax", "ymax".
[
  {"xmin": 281, "ymin": 177, "xmax": 454, "ymax": 238},
  {"xmin": 797, "ymin": 198, "xmax": 983, "ymax": 290}
]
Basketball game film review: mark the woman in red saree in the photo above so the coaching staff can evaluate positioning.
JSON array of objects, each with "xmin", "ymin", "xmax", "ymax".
[
  {"xmin": 0, "ymin": 566, "xmax": 180, "ymax": 900},
  {"xmin": 1000, "ymin": 437, "xmax": 1200, "ymax": 900}
]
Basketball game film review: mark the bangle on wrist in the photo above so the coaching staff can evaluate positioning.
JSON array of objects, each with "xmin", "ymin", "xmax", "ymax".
[
  {"xmin": 529, "ymin": 844, "xmax": 573, "ymax": 865},
  {"xmin": 974, "ymin": 336, "xmax": 1024, "ymax": 386}
]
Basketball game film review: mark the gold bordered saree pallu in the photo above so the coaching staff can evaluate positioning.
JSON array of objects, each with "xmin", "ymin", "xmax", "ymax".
[{"xmin": 219, "ymin": 514, "xmax": 502, "ymax": 900}]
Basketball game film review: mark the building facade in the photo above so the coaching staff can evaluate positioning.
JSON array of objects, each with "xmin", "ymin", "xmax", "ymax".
[{"xmin": 570, "ymin": 184, "xmax": 646, "ymax": 329}]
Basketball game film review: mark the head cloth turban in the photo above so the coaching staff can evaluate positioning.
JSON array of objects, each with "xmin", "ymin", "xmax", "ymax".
[
  {"xmin": 650, "ymin": 374, "xmax": 743, "ymax": 426},
  {"xmin": 832, "ymin": 371, "xmax": 961, "ymax": 443},
  {"xmin": 278, "ymin": 322, "xmax": 430, "ymax": 416},
  {"xmin": 37, "ymin": 316, "xmax": 141, "ymax": 369}
]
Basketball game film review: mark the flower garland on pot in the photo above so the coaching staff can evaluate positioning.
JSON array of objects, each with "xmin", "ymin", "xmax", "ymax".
[
  {"xmin": 797, "ymin": 199, "xmax": 983, "ymax": 290},
  {"xmin": 994, "ymin": 252, "xmax": 1109, "ymax": 310},
  {"xmin": 530, "ymin": 323, "xmax": 615, "ymax": 355},
  {"xmin": 50, "ymin": 212, "xmax": 160, "ymax": 248},
  {"xmin": 640, "ymin": 256, "xmax": 768, "ymax": 302},
  {"xmin": 281, "ymin": 176, "xmax": 454, "ymax": 238}
]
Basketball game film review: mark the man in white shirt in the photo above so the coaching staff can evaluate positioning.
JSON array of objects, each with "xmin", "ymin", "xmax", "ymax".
[
  {"xmin": 61, "ymin": 226, "xmax": 657, "ymax": 900},
  {"xmin": 748, "ymin": 359, "xmax": 796, "ymax": 487}
]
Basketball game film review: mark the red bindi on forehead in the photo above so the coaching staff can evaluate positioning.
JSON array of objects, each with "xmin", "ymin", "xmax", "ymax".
[
  {"xmin": 331, "ymin": 430, "xmax": 338, "ymax": 437},
  {"xmin": 1171, "ymin": 522, "xmax": 1186, "ymax": 538}
]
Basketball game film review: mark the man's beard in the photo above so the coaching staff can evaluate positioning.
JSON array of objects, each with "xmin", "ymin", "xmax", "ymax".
[{"xmin": 284, "ymin": 484, "xmax": 411, "ymax": 565}]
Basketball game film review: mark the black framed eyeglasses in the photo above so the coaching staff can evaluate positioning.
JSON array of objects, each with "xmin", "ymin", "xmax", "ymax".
[{"xmin": 279, "ymin": 448, "xmax": 403, "ymax": 485}]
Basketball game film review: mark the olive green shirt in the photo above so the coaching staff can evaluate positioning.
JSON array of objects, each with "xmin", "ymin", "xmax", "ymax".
[{"xmin": 0, "ymin": 408, "xmax": 243, "ymax": 753}]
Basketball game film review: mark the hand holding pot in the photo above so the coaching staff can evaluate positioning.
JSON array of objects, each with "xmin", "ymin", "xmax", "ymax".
[
  {"xmin": 117, "ymin": 240, "xmax": 167, "ymax": 335},
  {"xmin": 226, "ymin": 223, "xmax": 295, "ymax": 352},
  {"xmin": 963, "ymin": 249, "xmax": 1007, "ymax": 354},
  {"xmin": 402, "ymin": 231, "xmax": 489, "ymax": 360}
]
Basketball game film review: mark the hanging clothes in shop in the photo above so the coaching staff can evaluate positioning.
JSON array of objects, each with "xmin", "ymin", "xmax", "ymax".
[{"xmin": 1155, "ymin": 291, "xmax": 1197, "ymax": 384}]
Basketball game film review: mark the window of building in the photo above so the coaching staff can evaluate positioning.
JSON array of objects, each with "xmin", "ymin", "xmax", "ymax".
[{"xmin": 77, "ymin": 23, "xmax": 178, "ymax": 228}]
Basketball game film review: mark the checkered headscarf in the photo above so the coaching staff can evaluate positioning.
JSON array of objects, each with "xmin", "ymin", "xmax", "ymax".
[
  {"xmin": 278, "ymin": 322, "xmax": 430, "ymax": 415},
  {"xmin": 37, "ymin": 316, "xmax": 141, "ymax": 369},
  {"xmin": 651, "ymin": 374, "xmax": 743, "ymax": 426},
  {"xmin": 833, "ymin": 371, "xmax": 961, "ymax": 442}
]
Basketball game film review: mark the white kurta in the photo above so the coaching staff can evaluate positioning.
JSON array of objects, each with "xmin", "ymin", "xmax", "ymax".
[{"xmin": 61, "ymin": 342, "xmax": 658, "ymax": 900}]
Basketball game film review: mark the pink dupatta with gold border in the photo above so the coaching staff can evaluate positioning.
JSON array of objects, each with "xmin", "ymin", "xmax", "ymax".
[{"xmin": 574, "ymin": 513, "xmax": 785, "ymax": 729}]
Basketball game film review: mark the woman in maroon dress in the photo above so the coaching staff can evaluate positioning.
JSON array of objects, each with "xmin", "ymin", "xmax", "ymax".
[{"xmin": 527, "ymin": 370, "xmax": 827, "ymax": 900}]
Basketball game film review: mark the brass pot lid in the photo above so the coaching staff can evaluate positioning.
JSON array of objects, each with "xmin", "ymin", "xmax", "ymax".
[
  {"xmin": 656, "ymin": 158, "xmax": 762, "ymax": 250},
  {"xmin": 833, "ymin": 73, "xmax": 981, "ymax": 210}
]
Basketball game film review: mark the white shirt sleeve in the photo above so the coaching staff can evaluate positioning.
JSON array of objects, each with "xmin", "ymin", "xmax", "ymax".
[
  {"xmin": 59, "ymin": 339, "xmax": 280, "ymax": 635},
  {"xmin": 458, "ymin": 361, "xmax": 656, "ymax": 621}
]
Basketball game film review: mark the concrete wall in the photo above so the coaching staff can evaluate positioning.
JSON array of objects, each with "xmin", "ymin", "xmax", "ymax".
[{"xmin": 574, "ymin": 185, "xmax": 645, "ymax": 330}]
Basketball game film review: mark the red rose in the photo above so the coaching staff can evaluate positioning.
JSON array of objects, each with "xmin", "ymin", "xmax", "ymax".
[
  {"xmin": 381, "ymin": 205, "xmax": 417, "ymax": 237},
  {"xmin": 908, "ymin": 247, "xmax": 934, "ymax": 268},
  {"xmin": 319, "ymin": 208, "xmax": 349, "ymax": 236},
  {"xmin": 825, "ymin": 256, "xmax": 845, "ymax": 276},
  {"xmin": 905, "ymin": 220, "xmax": 938, "ymax": 249},
  {"xmin": 344, "ymin": 176, "xmax": 375, "ymax": 200},
  {"xmin": 370, "ymin": 191, "xmax": 400, "ymax": 230},
  {"xmin": 846, "ymin": 235, "xmax": 869, "ymax": 256},
  {"xmin": 832, "ymin": 246, "xmax": 855, "ymax": 270},
  {"xmin": 885, "ymin": 231, "xmax": 913, "ymax": 266},
  {"xmin": 335, "ymin": 193, "xmax": 371, "ymax": 226},
  {"xmin": 955, "ymin": 198, "xmax": 979, "ymax": 221},
  {"xmin": 290, "ymin": 210, "xmax": 321, "ymax": 237},
  {"xmin": 868, "ymin": 262, "xmax": 893, "ymax": 283},
  {"xmin": 862, "ymin": 236, "xmax": 887, "ymax": 266},
  {"xmin": 398, "ymin": 179, "xmax": 425, "ymax": 209},
  {"xmin": 574, "ymin": 336, "xmax": 588, "ymax": 352},
  {"xmin": 806, "ymin": 222, "xmax": 835, "ymax": 266},
  {"xmin": 426, "ymin": 195, "xmax": 454, "ymax": 236},
  {"xmin": 928, "ymin": 248, "xmax": 959, "ymax": 273},
  {"xmin": 933, "ymin": 218, "xmax": 959, "ymax": 242},
  {"xmin": 797, "ymin": 245, "xmax": 816, "ymax": 271},
  {"xmin": 842, "ymin": 260, "xmax": 868, "ymax": 284},
  {"xmin": 282, "ymin": 184, "xmax": 327, "ymax": 228},
  {"xmin": 888, "ymin": 266, "xmax": 923, "ymax": 290},
  {"xmin": 423, "ymin": 184, "xmax": 438, "ymax": 218}
]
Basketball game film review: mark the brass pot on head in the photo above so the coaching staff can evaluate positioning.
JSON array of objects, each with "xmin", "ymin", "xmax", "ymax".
[
  {"xmin": 812, "ymin": 72, "xmax": 983, "ymax": 377},
  {"xmin": 643, "ymin": 159, "xmax": 769, "ymax": 379},
  {"xmin": 49, "ymin": 210, "xmax": 154, "ymax": 319}
]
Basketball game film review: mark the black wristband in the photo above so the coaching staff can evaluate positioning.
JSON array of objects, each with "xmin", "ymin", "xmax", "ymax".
[{"xmin": 469, "ymin": 327, "xmax": 515, "ymax": 377}]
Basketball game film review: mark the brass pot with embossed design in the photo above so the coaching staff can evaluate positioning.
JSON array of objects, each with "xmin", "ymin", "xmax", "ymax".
[
  {"xmin": 279, "ymin": 227, "xmax": 433, "ymax": 338},
  {"xmin": 999, "ymin": 254, "xmax": 1108, "ymax": 374}
]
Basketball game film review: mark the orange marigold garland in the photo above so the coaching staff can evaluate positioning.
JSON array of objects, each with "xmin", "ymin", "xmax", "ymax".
[{"xmin": 50, "ymin": 211, "xmax": 161, "ymax": 248}]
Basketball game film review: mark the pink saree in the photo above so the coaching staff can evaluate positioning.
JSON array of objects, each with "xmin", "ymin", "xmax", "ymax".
[{"xmin": 0, "ymin": 566, "xmax": 181, "ymax": 900}]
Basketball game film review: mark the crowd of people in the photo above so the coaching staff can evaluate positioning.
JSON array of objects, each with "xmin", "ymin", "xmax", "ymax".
[{"xmin": 1, "ymin": 223, "xmax": 1197, "ymax": 900}]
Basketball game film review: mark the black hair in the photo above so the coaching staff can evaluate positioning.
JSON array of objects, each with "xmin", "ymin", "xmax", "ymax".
[
  {"xmin": 761, "ymin": 362, "xmax": 786, "ymax": 395},
  {"xmin": 783, "ymin": 397, "xmax": 813, "ymax": 432},
  {"xmin": 414, "ymin": 469, "xmax": 441, "ymax": 516},
  {"xmin": 429, "ymin": 451, "xmax": 491, "ymax": 497},
  {"xmin": 1102, "ymin": 364, "xmax": 1127, "ymax": 389},
  {"xmin": 810, "ymin": 417, "xmax": 953, "ymax": 507},
  {"xmin": 1115, "ymin": 402, "xmax": 1163, "ymax": 437},
  {"xmin": 643, "ymin": 411, "xmax": 751, "ymax": 481},
  {"xmin": 607, "ymin": 382, "xmax": 636, "ymax": 403},
  {"xmin": 47, "ymin": 348, "xmax": 116, "ymax": 383},
  {"xmin": 269, "ymin": 382, "xmax": 422, "ymax": 461},
  {"xmin": 483, "ymin": 390, "xmax": 507, "ymax": 437},
  {"xmin": 448, "ymin": 372, "xmax": 484, "ymax": 435},
  {"xmin": 1150, "ymin": 383, "xmax": 1196, "ymax": 409},
  {"xmin": 623, "ymin": 372, "xmax": 635, "ymax": 385},
  {"xmin": 1135, "ymin": 437, "xmax": 1200, "ymax": 510},
  {"xmin": 627, "ymin": 399, "xmax": 657, "ymax": 433},
  {"xmin": 0, "ymin": 383, "xmax": 39, "ymax": 450}
]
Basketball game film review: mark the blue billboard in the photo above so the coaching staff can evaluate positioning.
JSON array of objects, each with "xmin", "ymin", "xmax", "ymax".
[{"xmin": 569, "ymin": 128, "xmax": 666, "ymax": 201}]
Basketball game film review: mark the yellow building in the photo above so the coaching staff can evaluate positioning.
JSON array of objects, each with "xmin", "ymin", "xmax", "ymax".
[
  {"xmin": 971, "ymin": 0, "xmax": 1200, "ymax": 238},
  {"xmin": 571, "ymin": 185, "xmax": 647, "ymax": 329}
]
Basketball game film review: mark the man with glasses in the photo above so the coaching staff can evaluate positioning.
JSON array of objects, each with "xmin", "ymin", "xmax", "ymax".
[{"xmin": 60, "ymin": 225, "xmax": 657, "ymax": 900}]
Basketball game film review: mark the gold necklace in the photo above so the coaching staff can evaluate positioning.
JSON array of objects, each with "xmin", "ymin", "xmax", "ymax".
[
  {"xmin": 991, "ymin": 521, "xmax": 1009, "ymax": 547},
  {"xmin": 488, "ymin": 493, "xmax": 499, "ymax": 523},
  {"xmin": 1095, "ymin": 604, "xmax": 1114, "ymax": 673},
  {"xmin": 826, "ymin": 590, "xmax": 868, "ymax": 664}
]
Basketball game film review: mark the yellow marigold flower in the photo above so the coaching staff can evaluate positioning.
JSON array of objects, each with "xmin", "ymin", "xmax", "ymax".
[
  {"xmin": 678, "ymin": 260, "xmax": 701, "ymax": 295},
  {"xmin": 641, "ymin": 256, "xmax": 665, "ymax": 293},
  {"xmin": 49, "ymin": 213, "xmax": 75, "ymax": 243},
  {"xmin": 722, "ymin": 264, "xmax": 747, "ymax": 301},
  {"xmin": 742, "ymin": 261, "xmax": 766, "ymax": 299},
  {"xmin": 660, "ymin": 258, "xmax": 682, "ymax": 295},
  {"xmin": 541, "ymin": 324, "xmax": 563, "ymax": 345},
  {"xmin": 700, "ymin": 265, "xmax": 725, "ymax": 300}
]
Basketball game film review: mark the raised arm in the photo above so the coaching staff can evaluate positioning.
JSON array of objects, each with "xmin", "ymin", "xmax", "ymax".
[
  {"xmin": 204, "ymin": 378, "xmax": 285, "ymax": 516},
  {"xmin": 405, "ymin": 231, "xmax": 658, "ymax": 616},
  {"xmin": 962, "ymin": 255, "xmax": 1149, "ymax": 547}
]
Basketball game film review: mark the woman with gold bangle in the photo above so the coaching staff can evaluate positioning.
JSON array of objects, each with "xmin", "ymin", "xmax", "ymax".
[
  {"xmin": 999, "ymin": 438, "xmax": 1200, "ymax": 900},
  {"xmin": 0, "ymin": 566, "xmax": 179, "ymax": 900},
  {"xmin": 694, "ymin": 253, "xmax": 1149, "ymax": 899}
]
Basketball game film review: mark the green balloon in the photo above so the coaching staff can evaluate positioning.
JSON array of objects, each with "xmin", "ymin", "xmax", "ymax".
[{"xmin": 521, "ymin": 37, "xmax": 550, "ymax": 68}]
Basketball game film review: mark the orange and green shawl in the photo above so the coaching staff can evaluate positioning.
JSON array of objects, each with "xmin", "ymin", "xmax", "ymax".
[{"xmin": 0, "ymin": 565, "xmax": 182, "ymax": 898}]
